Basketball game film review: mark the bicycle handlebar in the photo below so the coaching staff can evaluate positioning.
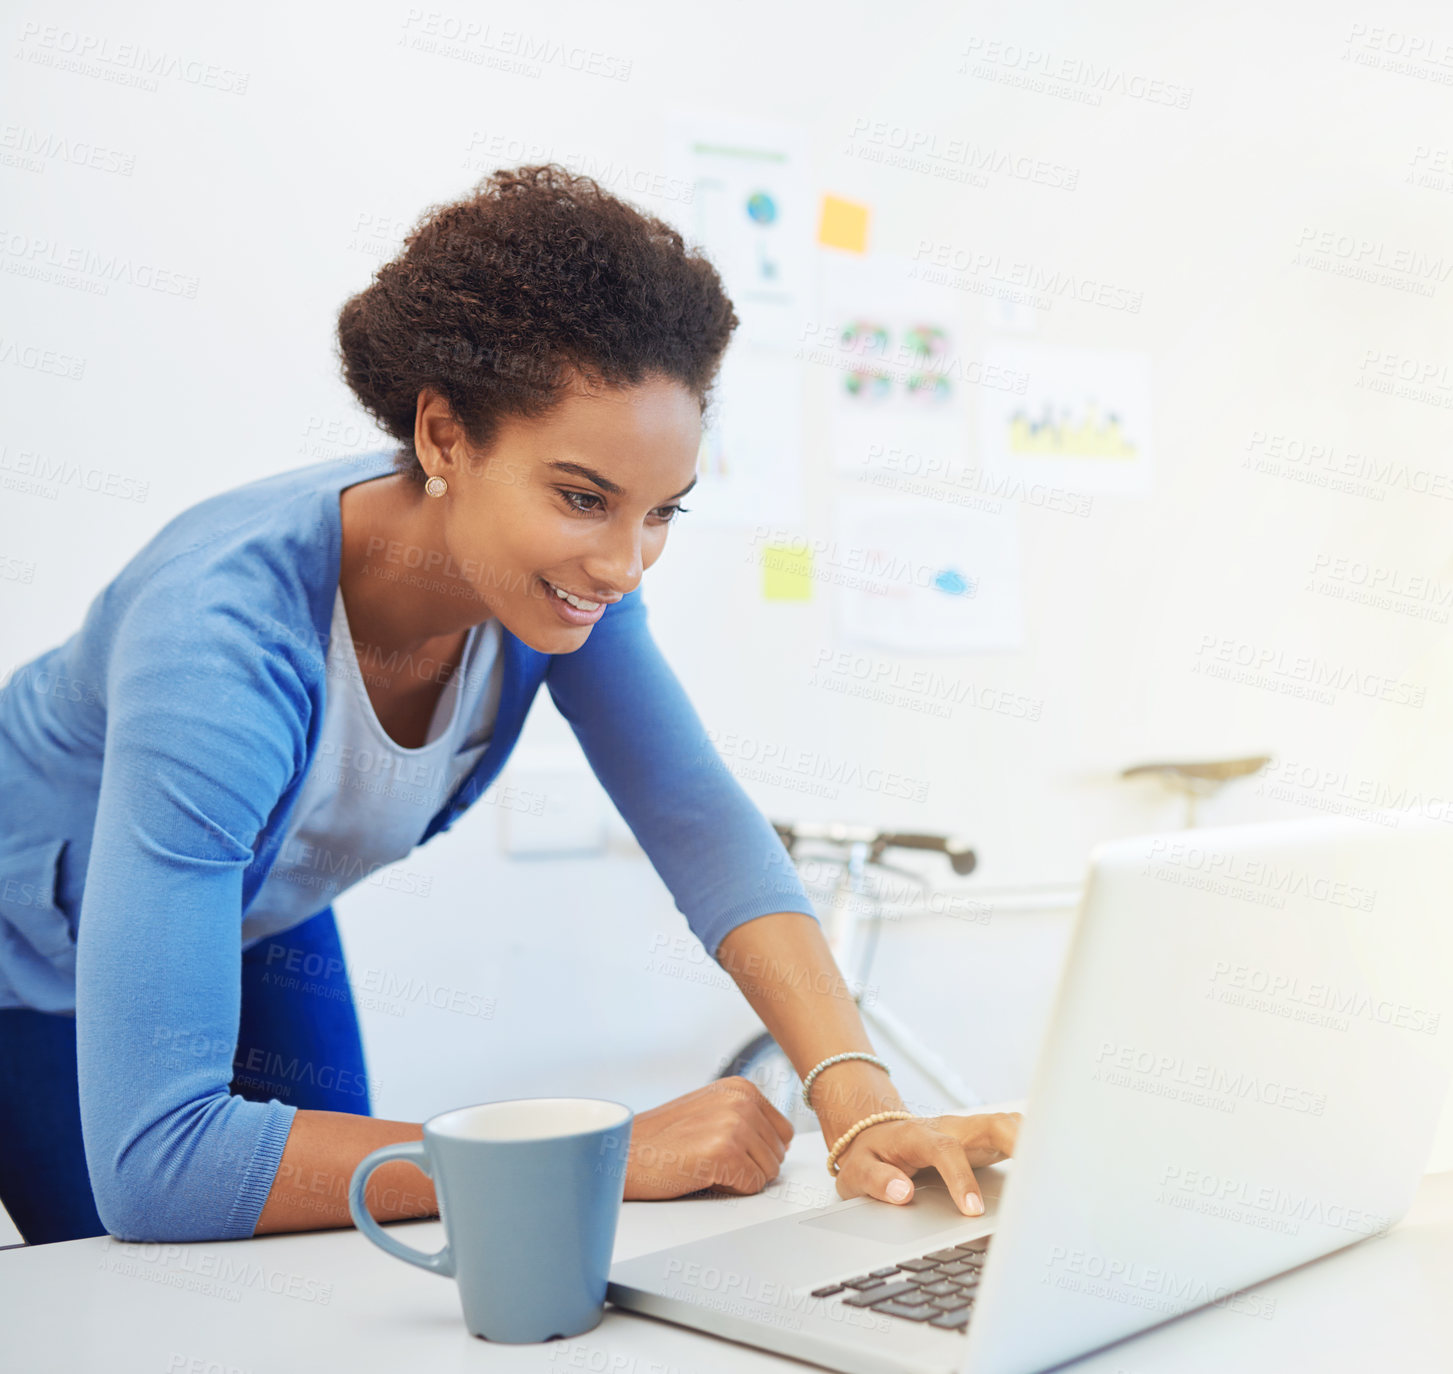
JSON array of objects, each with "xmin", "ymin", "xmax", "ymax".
[{"xmin": 770, "ymin": 820, "xmax": 977, "ymax": 877}]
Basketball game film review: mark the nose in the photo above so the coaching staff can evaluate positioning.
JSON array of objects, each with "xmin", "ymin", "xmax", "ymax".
[{"xmin": 580, "ymin": 519, "xmax": 644, "ymax": 598}]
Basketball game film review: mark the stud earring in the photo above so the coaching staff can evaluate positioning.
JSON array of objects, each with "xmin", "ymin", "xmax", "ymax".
[{"xmin": 424, "ymin": 474, "xmax": 448, "ymax": 497}]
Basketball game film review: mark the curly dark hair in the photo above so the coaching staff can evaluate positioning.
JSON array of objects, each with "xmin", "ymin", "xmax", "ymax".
[{"xmin": 335, "ymin": 163, "xmax": 739, "ymax": 486}]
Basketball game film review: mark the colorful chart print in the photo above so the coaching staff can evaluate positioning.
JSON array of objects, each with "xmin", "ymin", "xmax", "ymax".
[
  {"xmin": 978, "ymin": 342, "xmax": 1153, "ymax": 497},
  {"xmin": 833, "ymin": 319, "xmax": 955, "ymax": 406},
  {"xmin": 821, "ymin": 252, "xmax": 971, "ymax": 479},
  {"xmin": 1008, "ymin": 400, "xmax": 1137, "ymax": 459}
]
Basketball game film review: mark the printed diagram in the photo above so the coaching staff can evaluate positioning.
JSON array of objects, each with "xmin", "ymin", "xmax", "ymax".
[
  {"xmin": 1007, "ymin": 400, "xmax": 1137, "ymax": 459},
  {"xmin": 661, "ymin": 110, "xmax": 811, "ymax": 525},
  {"xmin": 821, "ymin": 252, "xmax": 970, "ymax": 478},
  {"xmin": 836, "ymin": 319, "xmax": 954, "ymax": 407},
  {"xmin": 833, "ymin": 494, "xmax": 1024, "ymax": 654},
  {"xmin": 980, "ymin": 343, "xmax": 1153, "ymax": 496}
]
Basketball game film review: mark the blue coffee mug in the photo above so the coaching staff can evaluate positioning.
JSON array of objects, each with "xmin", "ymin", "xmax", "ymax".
[{"xmin": 349, "ymin": 1096, "xmax": 634, "ymax": 1342}]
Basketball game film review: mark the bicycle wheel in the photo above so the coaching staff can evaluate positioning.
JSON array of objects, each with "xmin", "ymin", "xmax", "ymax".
[
  {"xmin": 716, "ymin": 1030, "xmax": 802, "ymax": 1120},
  {"xmin": 718, "ymin": 1028, "xmax": 778, "ymax": 1081}
]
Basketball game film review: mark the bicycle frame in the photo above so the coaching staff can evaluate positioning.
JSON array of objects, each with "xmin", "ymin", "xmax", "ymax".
[{"xmin": 811, "ymin": 838, "xmax": 985, "ymax": 1112}]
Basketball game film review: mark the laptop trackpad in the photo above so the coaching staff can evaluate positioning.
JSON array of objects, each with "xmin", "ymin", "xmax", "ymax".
[{"xmin": 797, "ymin": 1183, "xmax": 983, "ymax": 1246}]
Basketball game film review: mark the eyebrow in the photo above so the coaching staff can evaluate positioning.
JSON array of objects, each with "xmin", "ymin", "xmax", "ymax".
[{"xmin": 545, "ymin": 460, "xmax": 697, "ymax": 502}]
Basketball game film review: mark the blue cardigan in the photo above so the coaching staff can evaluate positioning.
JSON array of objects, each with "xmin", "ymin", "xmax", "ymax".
[{"xmin": 0, "ymin": 448, "xmax": 815, "ymax": 1241}]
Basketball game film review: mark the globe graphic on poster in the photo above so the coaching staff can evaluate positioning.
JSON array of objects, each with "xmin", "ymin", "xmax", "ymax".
[{"xmin": 746, "ymin": 191, "xmax": 777, "ymax": 224}]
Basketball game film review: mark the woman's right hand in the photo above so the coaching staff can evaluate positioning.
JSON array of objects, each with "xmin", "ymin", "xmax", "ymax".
[{"xmin": 622, "ymin": 1077, "xmax": 794, "ymax": 1200}]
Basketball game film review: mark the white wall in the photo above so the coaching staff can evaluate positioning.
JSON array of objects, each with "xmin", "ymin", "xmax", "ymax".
[{"xmin": 3, "ymin": 0, "xmax": 1450, "ymax": 1132}]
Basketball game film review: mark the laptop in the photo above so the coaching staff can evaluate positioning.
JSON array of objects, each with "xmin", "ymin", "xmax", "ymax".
[{"xmin": 608, "ymin": 813, "xmax": 1453, "ymax": 1374}]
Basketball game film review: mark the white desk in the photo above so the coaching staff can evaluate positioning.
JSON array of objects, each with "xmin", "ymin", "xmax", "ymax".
[{"xmin": 4, "ymin": 1105, "xmax": 1453, "ymax": 1374}]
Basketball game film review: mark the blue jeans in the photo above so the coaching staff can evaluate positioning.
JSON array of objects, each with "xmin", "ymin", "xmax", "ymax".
[{"xmin": 0, "ymin": 905, "xmax": 372, "ymax": 1246}]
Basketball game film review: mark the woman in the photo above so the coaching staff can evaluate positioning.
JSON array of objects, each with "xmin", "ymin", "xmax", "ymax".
[{"xmin": 0, "ymin": 164, "xmax": 1018, "ymax": 1246}]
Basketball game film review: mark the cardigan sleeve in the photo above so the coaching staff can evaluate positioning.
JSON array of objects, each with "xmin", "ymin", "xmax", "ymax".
[
  {"xmin": 544, "ymin": 588, "xmax": 817, "ymax": 959},
  {"xmin": 75, "ymin": 563, "xmax": 311, "ymax": 1242}
]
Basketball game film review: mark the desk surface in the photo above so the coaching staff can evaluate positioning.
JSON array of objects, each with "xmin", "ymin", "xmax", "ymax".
[{"xmin": 5, "ymin": 1102, "xmax": 1453, "ymax": 1374}]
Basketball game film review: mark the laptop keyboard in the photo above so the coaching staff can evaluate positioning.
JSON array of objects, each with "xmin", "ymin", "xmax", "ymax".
[{"xmin": 808, "ymin": 1235, "xmax": 991, "ymax": 1334}]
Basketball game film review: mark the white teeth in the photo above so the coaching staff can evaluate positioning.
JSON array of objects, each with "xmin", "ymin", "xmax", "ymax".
[{"xmin": 549, "ymin": 581, "xmax": 601, "ymax": 611}]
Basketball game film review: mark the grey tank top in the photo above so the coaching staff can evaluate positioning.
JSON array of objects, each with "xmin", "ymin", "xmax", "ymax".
[{"xmin": 240, "ymin": 586, "xmax": 503, "ymax": 949}]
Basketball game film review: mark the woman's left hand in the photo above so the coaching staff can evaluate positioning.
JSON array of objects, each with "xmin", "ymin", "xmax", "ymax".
[{"xmin": 831, "ymin": 1111, "xmax": 1022, "ymax": 1216}]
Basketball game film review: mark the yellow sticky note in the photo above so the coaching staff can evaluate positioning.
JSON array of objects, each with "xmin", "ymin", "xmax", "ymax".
[
  {"xmin": 817, "ymin": 194, "xmax": 870, "ymax": 253},
  {"xmin": 762, "ymin": 545, "xmax": 814, "ymax": 601}
]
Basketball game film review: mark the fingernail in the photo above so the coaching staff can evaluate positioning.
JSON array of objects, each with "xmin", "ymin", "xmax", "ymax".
[
  {"xmin": 886, "ymin": 1178, "xmax": 910, "ymax": 1203},
  {"xmin": 965, "ymin": 1193, "xmax": 983, "ymax": 1216}
]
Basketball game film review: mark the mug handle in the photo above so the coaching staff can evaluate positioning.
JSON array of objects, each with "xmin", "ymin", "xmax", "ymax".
[{"xmin": 348, "ymin": 1140, "xmax": 456, "ymax": 1278}]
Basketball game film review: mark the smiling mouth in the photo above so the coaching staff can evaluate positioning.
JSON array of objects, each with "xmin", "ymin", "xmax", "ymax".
[{"xmin": 540, "ymin": 578, "xmax": 616, "ymax": 612}]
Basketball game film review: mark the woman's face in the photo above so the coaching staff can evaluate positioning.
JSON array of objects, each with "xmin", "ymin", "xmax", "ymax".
[{"xmin": 424, "ymin": 373, "xmax": 702, "ymax": 654}]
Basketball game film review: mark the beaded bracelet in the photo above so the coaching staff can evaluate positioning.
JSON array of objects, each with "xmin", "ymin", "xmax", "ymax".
[
  {"xmin": 826, "ymin": 1111, "xmax": 915, "ymax": 1176},
  {"xmin": 800, "ymin": 1051, "xmax": 892, "ymax": 1110}
]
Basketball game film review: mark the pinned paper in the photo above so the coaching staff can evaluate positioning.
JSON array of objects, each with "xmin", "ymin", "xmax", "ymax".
[
  {"xmin": 762, "ymin": 544, "xmax": 814, "ymax": 601},
  {"xmin": 817, "ymin": 194, "xmax": 870, "ymax": 253},
  {"xmin": 821, "ymin": 252, "xmax": 968, "ymax": 480},
  {"xmin": 833, "ymin": 495, "xmax": 1024, "ymax": 653},
  {"xmin": 663, "ymin": 113, "xmax": 810, "ymax": 524},
  {"xmin": 978, "ymin": 342, "xmax": 1154, "ymax": 497}
]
